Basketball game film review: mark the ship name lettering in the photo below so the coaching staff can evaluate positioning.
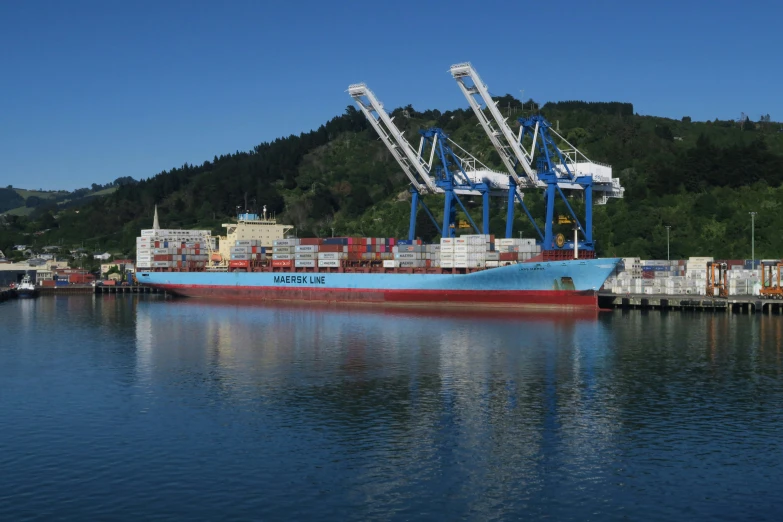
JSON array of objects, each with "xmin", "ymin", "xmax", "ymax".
[{"xmin": 273, "ymin": 275, "xmax": 326, "ymax": 285}]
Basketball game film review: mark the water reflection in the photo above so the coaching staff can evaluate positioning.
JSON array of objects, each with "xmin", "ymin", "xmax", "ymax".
[{"xmin": 3, "ymin": 298, "xmax": 783, "ymax": 520}]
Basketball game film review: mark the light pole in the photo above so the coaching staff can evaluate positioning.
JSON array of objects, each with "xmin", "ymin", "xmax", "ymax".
[
  {"xmin": 749, "ymin": 211, "xmax": 757, "ymax": 267},
  {"xmin": 665, "ymin": 226, "xmax": 671, "ymax": 261}
]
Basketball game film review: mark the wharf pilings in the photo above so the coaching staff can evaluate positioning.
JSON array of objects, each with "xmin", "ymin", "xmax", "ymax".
[{"xmin": 599, "ymin": 292, "xmax": 783, "ymax": 314}]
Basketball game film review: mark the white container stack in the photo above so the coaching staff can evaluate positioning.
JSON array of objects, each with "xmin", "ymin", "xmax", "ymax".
[{"xmin": 136, "ymin": 229, "xmax": 215, "ymax": 269}]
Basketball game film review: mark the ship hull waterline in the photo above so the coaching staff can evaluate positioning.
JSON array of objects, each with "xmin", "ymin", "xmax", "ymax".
[{"xmin": 137, "ymin": 259, "xmax": 620, "ymax": 311}]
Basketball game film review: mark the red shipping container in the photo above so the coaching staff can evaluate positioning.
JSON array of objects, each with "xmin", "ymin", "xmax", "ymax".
[
  {"xmin": 300, "ymin": 238, "xmax": 323, "ymax": 246},
  {"xmin": 41, "ymin": 280, "xmax": 56, "ymax": 287},
  {"xmin": 272, "ymin": 260, "xmax": 293, "ymax": 267},
  {"xmin": 499, "ymin": 252, "xmax": 517, "ymax": 261},
  {"xmin": 103, "ymin": 280, "xmax": 116, "ymax": 286},
  {"xmin": 319, "ymin": 245, "xmax": 342, "ymax": 252},
  {"xmin": 229, "ymin": 260, "xmax": 249, "ymax": 268}
]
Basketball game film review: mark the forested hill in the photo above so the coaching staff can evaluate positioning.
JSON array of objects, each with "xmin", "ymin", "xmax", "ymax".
[{"xmin": 3, "ymin": 98, "xmax": 783, "ymax": 261}]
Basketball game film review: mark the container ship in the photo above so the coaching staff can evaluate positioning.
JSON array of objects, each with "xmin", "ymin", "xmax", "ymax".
[{"xmin": 135, "ymin": 211, "xmax": 619, "ymax": 310}]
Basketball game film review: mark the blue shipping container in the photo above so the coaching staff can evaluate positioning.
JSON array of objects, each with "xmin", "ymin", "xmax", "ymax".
[{"xmin": 397, "ymin": 240, "xmax": 414, "ymax": 245}]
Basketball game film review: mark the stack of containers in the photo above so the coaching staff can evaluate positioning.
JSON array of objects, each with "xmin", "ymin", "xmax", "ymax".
[
  {"xmin": 393, "ymin": 239, "xmax": 425, "ymax": 268},
  {"xmin": 272, "ymin": 238, "xmax": 299, "ymax": 268},
  {"xmin": 685, "ymin": 257, "xmax": 711, "ymax": 295},
  {"xmin": 136, "ymin": 229, "xmax": 214, "ymax": 270},
  {"xmin": 361, "ymin": 238, "xmax": 396, "ymax": 265},
  {"xmin": 440, "ymin": 235, "xmax": 496, "ymax": 269},
  {"xmin": 293, "ymin": 238, "xmax": 321, "ymax": 268},
  {"xmin": 318, "ymin": 237, "xmax": 347, "ymax": 269},
  {"xmin": 229, "ymin": 240, "xmax": 267, "ymax": 269},
  {"xmin": 496, "ymin": 238, "xmax": 541, "ymax": 263},
  {"xmin": 440, "ymin": 238, "xmax": 455, "ymax": 268}
]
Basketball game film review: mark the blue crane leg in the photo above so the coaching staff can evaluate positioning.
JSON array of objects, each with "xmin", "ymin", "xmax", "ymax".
[
  {"xmin": 506, "ymin": 177, "xmax": 515, "ymax": 238},
  {"xmin": 443, "ymin": 191, "xmax": 454, "ymax": 238},
  {"xmin": 544, "ymin": 183, "xmax": 556, "ymax": 249},
  {"xmin": 585, "ymin": 183, "xmax": 593, "ymax": 245},
  {"xmin": 482, "ymin": 190, "xmax": 490, "ymax": 235},
  {"xmin": 408, "ymin": 190, "xmax": 419, "ymax": 241}
]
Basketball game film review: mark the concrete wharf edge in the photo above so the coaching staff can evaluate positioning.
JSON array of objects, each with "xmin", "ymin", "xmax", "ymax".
[{"xmin": 598, "ymin": 292, "xmax": 783, "ymax": 314}]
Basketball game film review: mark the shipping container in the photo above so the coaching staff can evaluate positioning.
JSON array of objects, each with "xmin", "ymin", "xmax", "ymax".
[{"xmin": 318, "ymin": 259, "xmax": 340, "ymax": 268}]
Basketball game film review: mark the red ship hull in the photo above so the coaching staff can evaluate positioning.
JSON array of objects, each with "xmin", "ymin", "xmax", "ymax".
[{"xmin": 155, "ymin": 284, "xmax": 600, "ymax": 310}]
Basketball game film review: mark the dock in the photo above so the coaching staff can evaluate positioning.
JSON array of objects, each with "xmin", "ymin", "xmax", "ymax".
[
  {"xmin": 36, "ymin": 285, "xmax": 163, "ymax": 296},
  {"xmin": 1, "ymin": 288, "xmax": 16, "ymax": 302},
  {"xmin": 93, "ymin": 285, "xmax": 162, "ymax": 295},
  {"xmin": 598, "ymin": 292, "xmax": 783, "ymax": 314}
]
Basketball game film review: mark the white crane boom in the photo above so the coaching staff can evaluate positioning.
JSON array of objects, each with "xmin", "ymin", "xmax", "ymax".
[
  {"xmin": 348, "ymin": 83, "xmax": 437, "ymax": 193},
  {"xmin": 450, "ymin": 62, "xmax": 625, "ymax": 204},
  {"xmin": 449, "ymin": 63, "xmax": 538, "ymax": 187}
]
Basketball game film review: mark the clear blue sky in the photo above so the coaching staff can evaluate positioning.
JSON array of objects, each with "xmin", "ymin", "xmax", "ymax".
[{"xmin": 1, "ymin": 0, "xmax": 780, "ymax": 190}]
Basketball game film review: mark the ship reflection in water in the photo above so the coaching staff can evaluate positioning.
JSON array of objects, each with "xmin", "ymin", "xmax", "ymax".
[{"xmin": 2, "ymin": 297, "xmax": 783, "ymax": 520}]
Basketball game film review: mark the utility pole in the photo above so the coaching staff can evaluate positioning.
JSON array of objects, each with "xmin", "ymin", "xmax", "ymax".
[
  {"xmin": 665, "ymin": 226, "xmax": 671, "ymax": 261},
  {"xmin": 749, "ymin": 211, "xmax": 757, "ymax": 268}
]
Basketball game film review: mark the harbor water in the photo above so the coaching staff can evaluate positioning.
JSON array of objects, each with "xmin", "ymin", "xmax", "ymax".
[{"xmin": 2, "ymin": 296, "xmax": 783, "ymax": 521}]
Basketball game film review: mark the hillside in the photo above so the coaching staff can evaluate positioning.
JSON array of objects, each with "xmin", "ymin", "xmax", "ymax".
[
  {"xmin": 2, "ymin": 100, "xmax": 783, "ymax": 261},
  {"xmin": 0, "ymin": 184, "xmax": 123, "ymax": 217}
]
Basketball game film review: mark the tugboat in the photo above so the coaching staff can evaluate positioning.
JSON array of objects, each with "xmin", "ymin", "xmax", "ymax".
[{"xmin": 16, "ymin": 274, "xmax": 38, "ymax": 298}]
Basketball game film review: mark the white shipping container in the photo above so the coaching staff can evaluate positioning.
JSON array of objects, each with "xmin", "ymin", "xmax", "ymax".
[
  {"xmin": 395, "ymin": 252, "xmax": 418, "ymax": 259},
  {"xmin": 295, "ymin": 245, "xmax": 318, "ymax": 253},
  {"xmin": 318, "ymin": 252, "xmax": 341, "ymax": 260},
  {"xmin": 294, "ymin": 260, "xmax": 316, "ymax": 268},
  {"xmin": 441, "ymin": 260, "xmax": 454, "ymax": 268},
  {"xmin": 318, "ymin": 259, "xmax": 340, "ymax": 268},
  {"xmin": 272, "ymin": 254, "xmax": 293, "ymax": 260},
  {"xmin": 383, "ymin": 260, "xmax": 397, "ymax": 268},
  {"xmin": 273, "ymin": 246, "xmax": 294, "ymax": 254},
  {"xmin": 273, "ymin": 239, "xmax": 300, "ymax": 247},
  {"xmin": 295, "ymin": 253, "xmax": 317, "ymax": 260}
]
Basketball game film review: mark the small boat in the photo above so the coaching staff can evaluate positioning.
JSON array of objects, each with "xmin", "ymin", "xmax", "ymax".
[{"xmin": 16, "ymin": 275, "xmax": 38, "ymax": 298}]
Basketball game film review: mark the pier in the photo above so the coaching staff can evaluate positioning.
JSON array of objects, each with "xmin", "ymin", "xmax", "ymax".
[
  {"xmin": 598, "ymin": 292, "xmax": 783, "ymax": 314},
  {"xmin": 1, "ymin": 288, "xmax": 16, "ymax": 302},
  {"xmin": 35, "ymin": 285, "xmax": 163, "ymax": 296},
  {"xmin": 93, "ymin": 285, "xmax": 162, "ymax": 295}
]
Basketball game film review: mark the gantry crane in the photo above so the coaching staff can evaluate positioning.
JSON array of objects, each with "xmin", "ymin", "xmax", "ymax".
[
  {"xmin": 449, "ymin": 62, "xmax": 624, "ymax": 253},
  {"xmin": 348, "ymin": 83, "xmax": 512, "ymax": 239}
]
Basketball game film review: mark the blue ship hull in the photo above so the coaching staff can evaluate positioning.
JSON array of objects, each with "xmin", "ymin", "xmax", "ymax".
[{"xmin": 137, "ymin": 258, "xmax": 619, "ymax": 310}]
